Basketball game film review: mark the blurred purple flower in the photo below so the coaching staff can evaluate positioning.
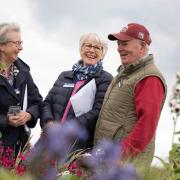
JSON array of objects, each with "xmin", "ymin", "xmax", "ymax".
[
  {"xmin": 27, "ymin": 121, "xmax": 88, "ymax": 177},
  {"xmin": 40, "ymin": 166, "xmax": 57, "ymax": 180},
  {"xmin": 75, "ymin": 139, "xmax": 140, "ymax": 180},
  {"xmin": 71, "ymin": 139, "xmax": 120, "ymax": 173},
  {"xmin": 45, "ymin": 121, "xmax": 87, "ymax": 160},
  {"xmin": 92, "ymin": 139, "xmax": 122, "ymax": 163},
  {"xmin": 75, "ymin": 139, "xmax": 122, "ymax": 171}
]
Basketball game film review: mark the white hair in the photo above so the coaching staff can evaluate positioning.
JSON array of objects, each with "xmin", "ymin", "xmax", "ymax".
[
  {"xmin": 0, "ymin": 22, "xmax": 20, "ymax": 43},
  {"xmin": 79, "ymin": 32, "xmax": 108, "ymax": 58}
]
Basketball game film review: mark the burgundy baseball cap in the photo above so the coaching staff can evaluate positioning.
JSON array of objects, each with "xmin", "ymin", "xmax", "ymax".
[{"xmin": 108, "ymin": 23, "xmax": 152, "ymax": 45}]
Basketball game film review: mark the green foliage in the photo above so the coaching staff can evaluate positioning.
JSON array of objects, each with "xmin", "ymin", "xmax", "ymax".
[
  {"xmin": 57, "ymin": 174, "xmax": 79, "ymax": 180},
  {"xmin": 0, "ymin": 169, "xmax": 15, "ymax": 180},
  {"xmin": 167, "ymin": 71, "xmax": 180, "ymax": 179},
  {"xmin": 168, "ymin": 142, "xmax": 180, "ymax": 179},
  {"xmin": 0, "ymin": 168, "xmax": 34, "ymax": 180},
  {"xmin": 140, "ymin": 166, "xmax": 170, "ymax": 180}
]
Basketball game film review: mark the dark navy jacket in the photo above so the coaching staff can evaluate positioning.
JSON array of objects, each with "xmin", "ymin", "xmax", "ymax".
[
  {"xmin": 0, "ymin": 58, "xmax": 42, "ymax": 148},
  {"xmin": 40, "ymin": 68, "xmax": 113, "ymax": 150}
]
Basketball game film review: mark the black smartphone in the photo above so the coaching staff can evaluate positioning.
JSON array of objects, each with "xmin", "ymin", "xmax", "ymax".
[{"xmin": 8, "ymin": 106, "xmax": 21, "ymax": 115}]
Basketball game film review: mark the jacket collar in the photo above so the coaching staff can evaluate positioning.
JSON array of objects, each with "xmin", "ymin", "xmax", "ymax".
[
  {"xmin": 0, "ymin": 57, "xmax": 30, "ymax": 100},
  {"xmin": 13, "ymin": 58, "xmax": 30, "ymax": 88},
  {"xmin": 14, "ymin": 57, "xmax": 30, "ymax": 72}
]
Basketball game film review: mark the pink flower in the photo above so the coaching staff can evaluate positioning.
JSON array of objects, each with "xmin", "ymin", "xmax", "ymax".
[
  {"xmin": 16, "ymin": 164, "xmax": 25, "ymax": 175},
  {"xmin": 5, "ymin": 147, "xmax": 13, "ymax": 154},
  {"xmin": 18, "ymin": 153, "xmax": 26, "ymax": 161},
  {"xmin": 76, "ymin": 169, "xmax": 82, "ymax": 176}
]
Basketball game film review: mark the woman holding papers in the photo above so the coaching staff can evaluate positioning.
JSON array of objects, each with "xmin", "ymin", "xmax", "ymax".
[
  {"xmin": 40, "ymin": 33, "xmax": 113, "ymax": 152},
  {"xmin": 0, "ymin": 23, "xmax": 42, "ymax": 157}
]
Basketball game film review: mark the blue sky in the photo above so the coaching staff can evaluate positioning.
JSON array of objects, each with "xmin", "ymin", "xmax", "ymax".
[{"xmin": 1, "ymin": 0, "xmax": 180, "ymax": 166}]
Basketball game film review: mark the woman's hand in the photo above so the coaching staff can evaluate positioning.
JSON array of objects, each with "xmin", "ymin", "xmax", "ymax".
[
  {"xmin": 46, "ymin": 121, "xmax": 56, "ymax": 128},
  {"xmin": 8, "ymin": 112, "xmax": 32, "ymax": 127}
]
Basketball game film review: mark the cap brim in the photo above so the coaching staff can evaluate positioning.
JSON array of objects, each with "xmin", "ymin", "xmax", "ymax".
[{"xmin": 108, "ymin": 33, "xmax": 133, "ymax": 41}]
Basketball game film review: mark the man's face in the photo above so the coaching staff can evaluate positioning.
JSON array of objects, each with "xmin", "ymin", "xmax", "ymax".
[{"xmin": 117, "ymin": 38, "xmax": 146, "ymax": 65}]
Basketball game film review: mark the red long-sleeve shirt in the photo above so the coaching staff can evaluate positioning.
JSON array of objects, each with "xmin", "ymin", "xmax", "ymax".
[{"xmin": 121, "ymin": 76, "xmax": 165, "ymax": 157}]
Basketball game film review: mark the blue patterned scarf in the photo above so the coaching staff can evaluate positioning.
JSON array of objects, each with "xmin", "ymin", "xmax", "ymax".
[{"xmin": 72, "ymin": 60, "xmax": 103, "ymax": 81}]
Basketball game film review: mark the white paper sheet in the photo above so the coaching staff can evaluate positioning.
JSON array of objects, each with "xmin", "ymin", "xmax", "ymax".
[{"xmin": 70, "ymin": 78, "xmax": 96, "ymax": 117}]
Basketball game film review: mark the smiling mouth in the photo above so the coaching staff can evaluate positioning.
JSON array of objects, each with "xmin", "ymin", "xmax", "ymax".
[
  {"xmin": 120, "ymin": 53, "xmax": 128, "ymax": 58},
  {"xmin": 86, "ymin": 54, "xmax": 96, "ymax": 59},
  {"xmin": 119, "ymin": 50, "xmax": 128, "ymax": 57}
]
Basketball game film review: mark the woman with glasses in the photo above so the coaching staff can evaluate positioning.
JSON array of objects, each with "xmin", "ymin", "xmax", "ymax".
[
  {"xmin": 40, "ymin": 33, "xmax": 113, "ymax": 153},
  {"xmin": 0, "ymin": 22, "xmax": 42, "ymax": 158}
]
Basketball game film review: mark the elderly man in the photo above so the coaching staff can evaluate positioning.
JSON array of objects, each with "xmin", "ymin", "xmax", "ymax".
[{"xmin": 94, "ymin": 23, "xmax": 167, "ymax": 165}]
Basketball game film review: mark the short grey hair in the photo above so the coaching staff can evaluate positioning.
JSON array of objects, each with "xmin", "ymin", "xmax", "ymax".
[
  {"xmin": 79, "ymin": 33, "xmax": 108, "ymax": 58},
  {"xmin": 137, "ymin": 39, "xmax": 149, "ymax": 55},
  {"xmin": 0, "ymin": 23, "xmax": 20, "ymax": 43}
]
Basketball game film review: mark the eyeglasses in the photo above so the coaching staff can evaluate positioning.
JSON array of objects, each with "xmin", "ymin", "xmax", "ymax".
[
  {"xmin": 83, "ymin": 43, "xmax": 102, "ymax": 52},
  {"xmin": 7, "ymin": 41, "xmax": 23, "ymax": 46}
]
